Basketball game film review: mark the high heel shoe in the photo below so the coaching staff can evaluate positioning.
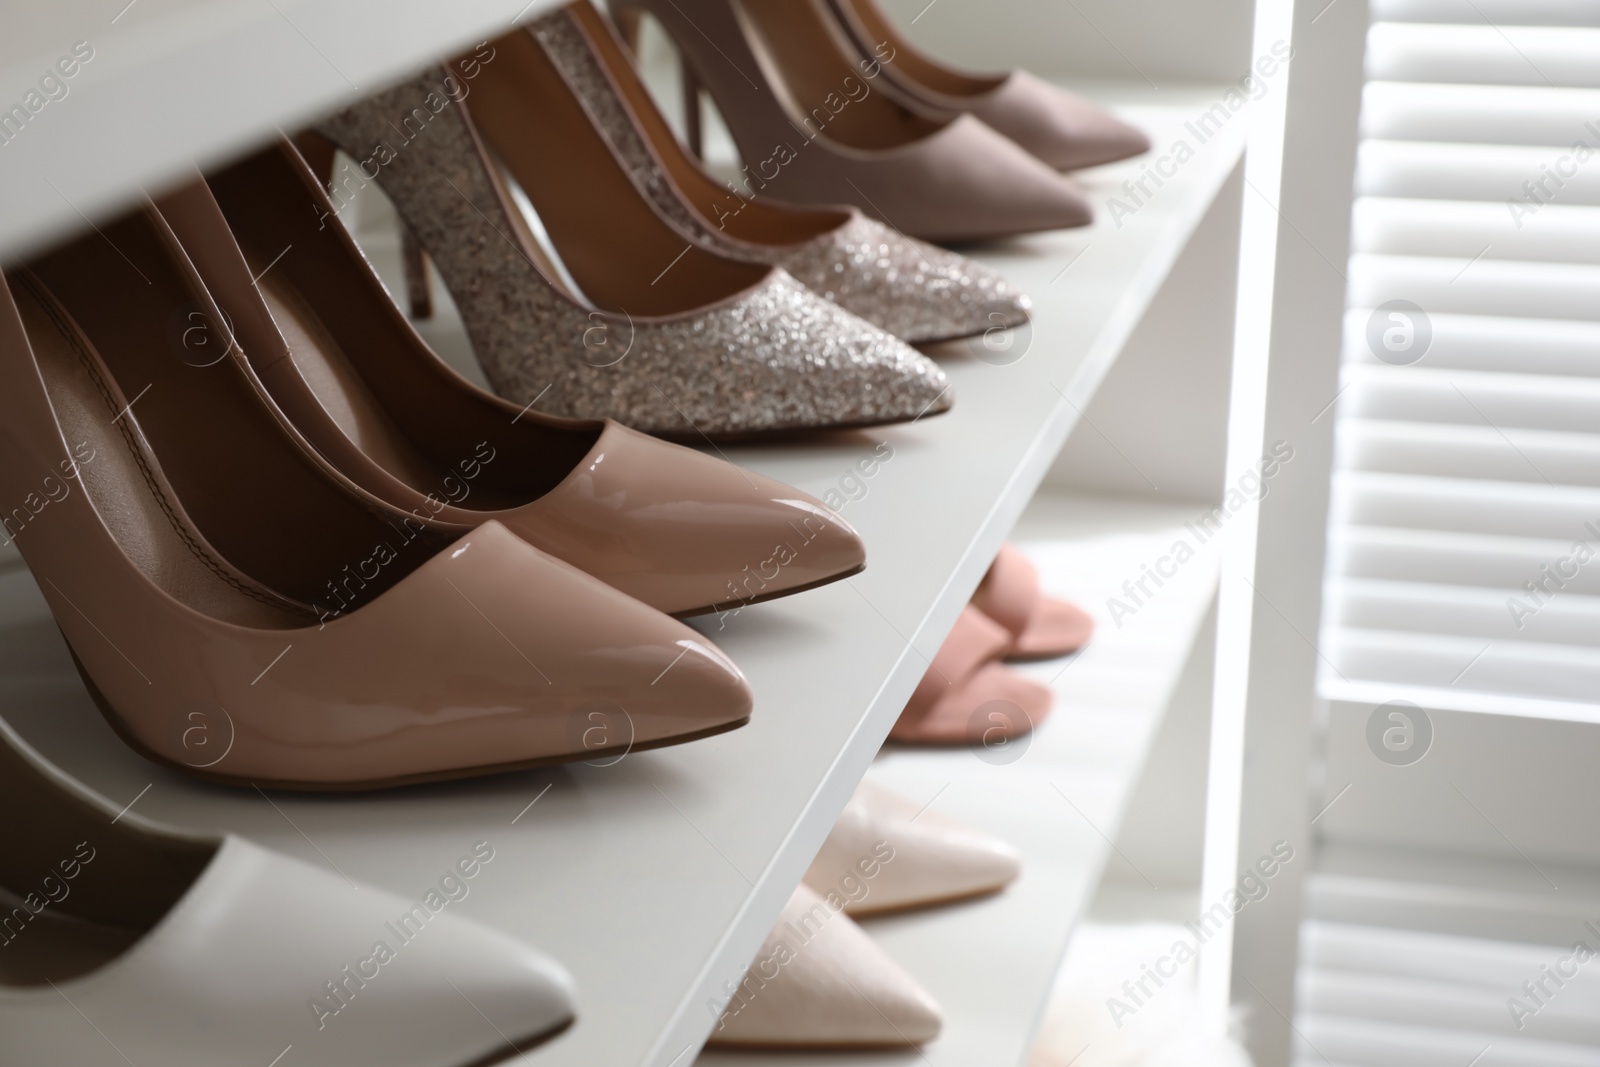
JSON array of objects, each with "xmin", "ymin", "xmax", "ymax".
[
  {"xmin": 0, "ymin": 201, "xmax": 751, "ymax": 789},
  {"xmin": 610, "ymin": 0, "xmax": 1092, "ymax": 241},
  {"xmin": 532, "ymin": 1, "xmax": 1029, "ymax": 344},
  {"xmin": 823, "ymin": 0, "xmax": 1150, "ymax": 172},
  {"xmin": 312, "ymin": 37, "xmax": 950, "ymax": 438},
  {"xmin": 0, "ymin": 718, "xmax": 576, "ymax": 1065},
  {"xmin": 804, "ymin": 781, "xmax": 1021, "ymax": 914},
  {"xmin": 164, "ymin": 143, "xmax": 865, "ymax": 619},
  {"xmin": 707, "ymin": 884, "xmax": 942, "ymax": 1048}
]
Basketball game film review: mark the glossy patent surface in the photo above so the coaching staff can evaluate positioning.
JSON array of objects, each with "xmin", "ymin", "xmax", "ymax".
[
  {"xmin": 0, "ymin": 227, "xmax": 752, "ymax": 791},
  {"xmin": 481, "ymin": 423, "xmax": 865, "ymax": 618}
]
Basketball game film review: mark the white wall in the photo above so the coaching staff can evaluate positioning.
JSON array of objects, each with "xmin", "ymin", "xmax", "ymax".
[{"xmin": 874, "ymin": 0, "xmax": 1256, "ymax": 84}]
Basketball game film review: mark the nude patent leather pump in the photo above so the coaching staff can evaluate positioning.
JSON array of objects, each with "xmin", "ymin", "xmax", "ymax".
[
  {"xmin": 823, "ymin": 0, "xmax": 1150, "ymax": 172},
  {"xmin": 532, "ymin": 1, "xmax": 1030, "ymax": 344},
  {"xmin": 610, "ymin": 0, "xmax": 1093, "ymax": 241},
  {"xmin": 0, "ymin": 203, "xmax": 751, "ymax": 790},
  {"xmin": 312, "ymin": 35, "xmax": 949, "ymax": 438},
  {"xmin": 166, "ymin": 144, "xmax": 866, "ymax": 619},
  {"xmin": 0, "ymin": 719, "xmax": 576, "ymax": 1065}
]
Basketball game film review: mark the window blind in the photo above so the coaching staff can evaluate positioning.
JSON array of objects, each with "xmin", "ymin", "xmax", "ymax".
[
  {"xmin": 1298, "ymin": 5, "xmax": 1600, "ymax": 1064},
  {"xmin": 1322, "ymin": 0, "xmax": 1600, "ymax": 720}
]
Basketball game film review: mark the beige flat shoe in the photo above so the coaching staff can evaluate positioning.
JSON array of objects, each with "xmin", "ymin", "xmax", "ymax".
[
  {"xmin": 804, "ymin": 781, "xmax": 1021, "ymax": 915},
  {"xmin": 707, "ymin": 884, "xmax": 942, "ymax": 1048}
]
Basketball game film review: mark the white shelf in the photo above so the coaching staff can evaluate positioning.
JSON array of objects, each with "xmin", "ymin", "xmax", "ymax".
[
  {"xmin": 0, "ymin": 95, "xmax": 1241, "ymax": 1067},
  {"xmin": 699, "ymin": 495, "xmax": 1221, "ymax": 1067},
  {"xmin": 0, "ymin": 0, "xmax": 569, "ymax": 261}
]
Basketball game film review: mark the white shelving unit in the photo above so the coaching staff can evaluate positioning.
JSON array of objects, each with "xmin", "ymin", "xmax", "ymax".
[
  {"xmin": 0, "ymin": 0, "xmax": 571, "ymax": 261},
  {"xmin": 0, "ymin": 86, "xmax": 1244, "ymax": 1067}
]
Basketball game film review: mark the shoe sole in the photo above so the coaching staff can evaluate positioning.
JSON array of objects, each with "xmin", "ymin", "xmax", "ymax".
[
  {"xmin": 66, "ymin": 640, "xmax": 749, "ymax": 793},
  {"xmin": 651, "ymin": 403, "xmax": 948, "ymax": 444},
  {"xmin": 672, "ymin": 561, "xmax": 864, "ymax": 619},
  {"xmin": 462, "ymin": 1015, "xmax": 575, "ymax": 1067}
]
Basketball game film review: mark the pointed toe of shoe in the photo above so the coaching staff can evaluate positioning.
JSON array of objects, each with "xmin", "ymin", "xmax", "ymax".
[
  {"xmin": 766, "ymin": 277, "xmax": 954, "ymax": 431},
  {"xmin": 607, "ymin": 273, "xmax": 949, "ymax": 437},
  {"xmin": 709, "ymin": 885, "xmax": 942, "ymax": 1048},
  {"xmin": 242, "ymin": 520, "xmax": 750, "ymax": 785},
  {"xmin": 981, "ymin": 72, "xmax": 1151, "ymax": 172},
  {"xmin": 779, "ymin": 214, "xmax": 1031, "ymax": 343},
  {"xmin": 898, "ymin": 115, "xmax": 1095, "ymax": 241},
  {"xmin": 806, "ymin": 781, "xmax": 1020, "ymax": 915},
  {"xmin": 379, "ymin": 904, "xmax": 577, "ymax": 1055},
  {"xmin": 509, "ymin": 422, "xmax": 864, "ymax": 616}
]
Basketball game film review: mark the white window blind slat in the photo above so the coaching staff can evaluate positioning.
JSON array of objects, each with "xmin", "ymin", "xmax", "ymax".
[
  {"xmin": 1350, "ymin": 253, "xmax": 1600, "ymax": 321},
  {"xmin": 1362, "ymin": 81, "xmax": 1600, "ymax": 145},
  {"xmin": 1334, "ymin": 525, "xmax": 1600, "ymax": 594},
  {"xmin": 1358, "ymin": 140, "xmax": 1600, "ymax": 205},
  {"xmin": 1353, "ymin": 197, "xmax": 1600, "ymax": 264},
  {"xmin": 1373, "ymin": 0, "xmax": 1600, "ymax": 27},
  {"xmin": 1368, "ymin": 24, "xmax": 1600, "ymax": 87},
  {"xmin": 1340, "ymin": 419, "xmax": 1600, "ymax": 487}
]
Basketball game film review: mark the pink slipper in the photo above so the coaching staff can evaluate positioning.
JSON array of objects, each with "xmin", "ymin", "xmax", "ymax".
[
  {"xmin": 973, "ymin": 544, "xmax": 1094, "ymax": 661},
  {"xmin": 890, "ymin": 607, "xmax": 1052, "ymax": 745}
]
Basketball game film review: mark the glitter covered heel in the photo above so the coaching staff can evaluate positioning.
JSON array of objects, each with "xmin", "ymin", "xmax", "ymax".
[{"xmin": 313, "ymin": 36, "xmax": 951, "ymax": 439}]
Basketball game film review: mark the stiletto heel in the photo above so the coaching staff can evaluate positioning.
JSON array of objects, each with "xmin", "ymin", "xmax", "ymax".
[
  {"xmin": 613, "ymin": 3, "xmax": 645, "ymax": 53},
  {"xmin": 314, "ymin": 36, "xmax": 949, "ymax": 437},
  {"xmin": 398, "ymin": 222, "xmax": 433, "ymax": 319},
  {"xmin": 608, "ymin": 0, "xmax": 1091, "ymax": 241},
  {"xmin": 681, "ymin": 58, "xmax": 705, "ymax": 159},
  {"xmin": 0, "ymin": 200, "xmax": 752, "ymax": 790},
  {"xmin": 535, "ymin": 1, "xmax": 1030, "ymax": 343}
]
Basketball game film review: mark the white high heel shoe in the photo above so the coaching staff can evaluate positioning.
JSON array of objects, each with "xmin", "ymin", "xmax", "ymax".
[
  {"xmin": 805, "ymin": 780, "xmax": 1022, "ymax": 914},
  {"xmin": 0, "ymin": 719, "xmax": 575, "ymax": 1066}
]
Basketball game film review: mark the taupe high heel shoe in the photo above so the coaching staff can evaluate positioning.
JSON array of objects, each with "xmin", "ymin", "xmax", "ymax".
[
  {"xmin": 532, "ymin": 1, "xmax": 1029, "ymax": 344},
  {"xmin": 824, "ymin": 0, "xmax": 1150, "ymax": 172},
  {"xmin": 610, "ymin": 0, "xmax": 1092, "ymax": 241},
  {"xmin": 0, "ymin": 202, "xmax": 751, "ymax": 790},
  {"xmin": 166, "ymin": 143, "xmax": 866, "ymax": 619},
  {"xmin": 312, "ymin": 34, "xmax": 950, "ymax": 439}
]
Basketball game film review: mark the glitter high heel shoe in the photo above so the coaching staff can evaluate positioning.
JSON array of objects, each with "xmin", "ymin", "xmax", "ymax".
[
  {"xmin": 312, "ymin": 37, "xmax": 950, "ymax": 439},
  {"xmin": 823, "ymin": 0, "xmax": 1150, "ymax": 172},
  {"xmin": 609, "ymin": 0, "xmax": 1092, "ymax": 241},
  {"xmin": 531, "ymin": 1, "xmax": 1028, "ymax": 345}
]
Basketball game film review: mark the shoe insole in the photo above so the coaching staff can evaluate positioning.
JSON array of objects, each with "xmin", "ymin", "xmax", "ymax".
[
  {"xmin": 568, "ymin": 3, "xmax": 846, "ymax": 247},
  {"xmin": 832, "ymin": 0, "xmax": 1003, "ymax": 98},
  {"xmin": 465, "ymin": 29, "xmax": 769, "ymax": 317},
  {"xmin": 252, "ymin": 266, "xmax": 532, "ymax": 513},
  {"xmin": 0, "ymin": 889, "xmax": 141, "ymax": 986},
  {"xmin": 733, "ymin": 0, "xmax": 942, "ymax": 150},
  {"xmin": 11, "ymin": 276, "xmax": 307, "ymax": 629}
]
